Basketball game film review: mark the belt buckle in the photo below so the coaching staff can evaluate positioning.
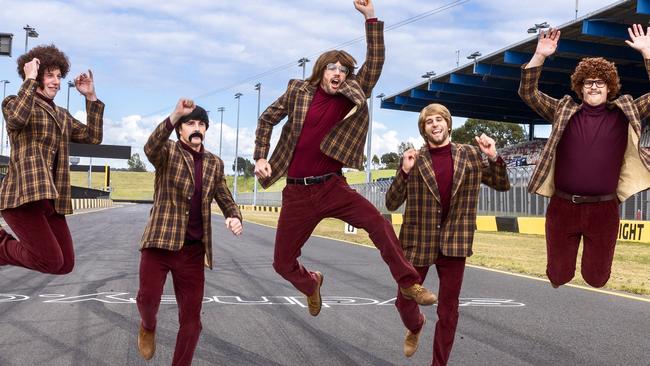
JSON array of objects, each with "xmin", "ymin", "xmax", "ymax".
[
  {"xmin": 303, "ymin": 176, "xmax": 315, "ymax": 185},
  {"xmin": 571, "ymin": 195, "xmax": 581, "ymax": 204}
]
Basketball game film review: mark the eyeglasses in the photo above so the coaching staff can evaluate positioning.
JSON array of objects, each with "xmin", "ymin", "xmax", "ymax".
[
  {"xmin": 325, "ymin": 63, "xmax": 350, "ymax": 75},
  {"xmin": 582, "ymin": 79, "xmax": 606, "ymax": 88}
]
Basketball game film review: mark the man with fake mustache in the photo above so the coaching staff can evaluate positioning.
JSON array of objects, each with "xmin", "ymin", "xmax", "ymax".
[
  {"xmin": 519, "ymin": 24, "xmax": 650, "ymax": 289},
  {"xmin": 0, "ymin": 44, "xmax": 103, "ymax": 275},
  {"xmin": 136, "ymin": 99, "xmax": 242, "ymax": 365},
  {"xmin": 386, "ymin": 103, "xmax": 510, "ymax": 364},
  {"xmin": 253, "ymin": 0, "xmax": 437, "ymax": 327}
]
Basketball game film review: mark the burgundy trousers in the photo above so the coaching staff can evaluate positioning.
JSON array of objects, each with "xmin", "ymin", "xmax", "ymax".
[
  {"xmin": 273, "ymin": 175, "xmax": 421, "ymax": 296},
  {"xmin": 137, "ymin": 245, "xmax": 205, "ymax": 366},
  {"xmin": 395, "ymin": 254, "xmax": 466, "ymax": 366},
  {"xmin": 0, "ymin": 199, "xmax": 74, "ymax": 274},
  {"xmin": 545, "ymin": 195, "xmax": 619, "ymax": 288}
]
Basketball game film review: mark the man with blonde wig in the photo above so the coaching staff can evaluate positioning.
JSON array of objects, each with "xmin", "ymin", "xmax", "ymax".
[
  {"xmin": 254, "ymin": 0, "xmax": 437, "ymax": 322},
  {"xmin": 519, "ymin": 24, "xmax": 650, "ymax": 288},
  {"xmin": 386, "ymin": 103, "xmax": 509, "ymax": 364}
]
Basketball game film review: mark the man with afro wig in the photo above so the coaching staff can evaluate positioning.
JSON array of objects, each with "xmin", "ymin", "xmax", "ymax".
[
  {"xmin": 0, "ymin": 44, "xmax": 104, "ymax": 275},
  {"xmin": 519, "ymin": 24, "xmax": 650, "ymax": 288}
]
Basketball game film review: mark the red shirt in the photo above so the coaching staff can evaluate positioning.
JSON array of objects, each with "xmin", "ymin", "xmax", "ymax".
[
  {"xmin": 429, "ymin": 144, "xmax": 454, "ymax": 222},
  {"xmin": 554, "ymin": 103, "xmax": 628, "ymax": 195},
  {"xmin": 287, "ymin": 86, "xmax": 354, "ymax": 177}
]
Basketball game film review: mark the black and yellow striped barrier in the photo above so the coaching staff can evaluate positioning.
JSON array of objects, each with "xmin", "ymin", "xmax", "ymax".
[
  {"xmin": 238, "ymin": 205, "xmax": 281, "ymax": 213},
  {"xmin": 382, "ymin": 214, "xmax": 650, "ymax": 243}
]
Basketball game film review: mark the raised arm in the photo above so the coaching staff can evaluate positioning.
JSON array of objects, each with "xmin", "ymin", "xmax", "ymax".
[
  {"xmin": 627, "ymin": 24, "xmax": 650, "ymax": 119},
  {"xmin": 475, "ymin": 135, "xmax": 510, "ymax": 191},
  {"xmin": 352, "ymin": 0, "xmax": 384, "ymax": 97},
  {"xmin": 70, "ymin": 70, "xmax": 104, "ymax": 144},
  {"xmin": 519, "ymin": 28, "xmax": 561, "ymax": 123},
  {"xmin": 1, "ymin": 58, "xmax": 40, "ymax": 131},
  {"xmin": 144, "ymin": 98, "xmax": 195, "ymax": 169},
  {"xmin": 386, "ymin": 148, "xmax": 417, "ymax": 211}
]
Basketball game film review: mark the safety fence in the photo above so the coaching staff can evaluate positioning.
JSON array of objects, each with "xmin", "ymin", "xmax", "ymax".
[{"xmin": 236, "ymin": 166, "xmax": 650, "ymax": 220}]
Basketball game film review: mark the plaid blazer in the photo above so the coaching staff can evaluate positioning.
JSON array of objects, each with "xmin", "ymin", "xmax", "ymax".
[
  {"xmin": 140, "ymin": 119, "xmax": 241, "ymax": 269},
  {"xmin": 0, "ymin": 79, "xmax": 104, "ymax": 215},
  {"xmin": 254, "ymin": 21, "xmax": 385, "ymax": 188},
  {"xmin": 519, "ymin": 62, "xmax": 650, "ymax": 201},
  {"xmin": 386, "ymin": 143, "xmax": 510, "ymax": 266}
]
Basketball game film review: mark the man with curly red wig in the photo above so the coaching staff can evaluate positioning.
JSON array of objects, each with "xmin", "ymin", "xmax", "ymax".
[
  {"xmin": 519, "ymin": 24, "xmax": 650, "ymax": 288},
  {"xmin": 0, "ymin": 44, "xmax": 104, "ymax": 275}
]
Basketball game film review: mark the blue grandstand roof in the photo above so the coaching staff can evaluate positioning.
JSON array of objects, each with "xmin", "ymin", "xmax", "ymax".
[{"xmin": 381, "ymin": 0, "xmax": 650, "ymax": 125}]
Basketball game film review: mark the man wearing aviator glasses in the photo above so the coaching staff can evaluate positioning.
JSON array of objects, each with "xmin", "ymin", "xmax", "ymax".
[
  {"xmin": 254, "ymin": 0, "xmax": 436, "ymax": 324},
  {"xmin": 519, "ymin": 24, "xmax": 650, "ymax": 289}
]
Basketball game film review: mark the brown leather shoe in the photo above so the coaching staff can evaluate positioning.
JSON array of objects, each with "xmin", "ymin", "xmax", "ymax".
[
  {"xmin": 306, "ymin": 271, "xmax": 324, "ymax": 316},
  {"xmin": 400, "ymin": 284, "xmax": 437, "ymax": 305},
  {"xmin": 137, "ymin": 324, "xmax": 156, "ymax": 360},
  {"xmin": 404, "ymin": 315, "xmax": 426, "ymax": 357}
]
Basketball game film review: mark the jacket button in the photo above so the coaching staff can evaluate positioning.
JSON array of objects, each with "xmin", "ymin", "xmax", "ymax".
[
  {"xmin": 436, "ymin": 224, "xmax": 441, "ymax": 229},
  {"xmin": 185, "ymin": 211, "xmax": 189, "ymax": 215}
]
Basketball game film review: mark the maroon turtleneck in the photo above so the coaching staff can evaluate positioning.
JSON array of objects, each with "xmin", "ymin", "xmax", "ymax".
[
  {"xmin": 429, "ymin": 144, "xmax": 454, "ymax": 222},
  {"xmin": 554, "ymin": 102, "xmax": 628, "ymax": 195},
  {"xmin": 287, "ymin": 86, "xmax": 354, "ymax": 177},
  {"xmin": 179, "ymin": 135, "xmax": 204, "ymax": 244},
  {"xmin": 35, "ymin": 92, "xmax": 55, "ymax": 109}
]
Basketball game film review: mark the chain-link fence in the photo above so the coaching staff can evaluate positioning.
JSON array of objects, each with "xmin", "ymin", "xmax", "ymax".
[{"xmin": 236, "ymin": 167, "xmax": 650, "ymax": 220}]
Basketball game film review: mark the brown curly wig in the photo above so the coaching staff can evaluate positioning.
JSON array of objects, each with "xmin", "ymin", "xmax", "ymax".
[
  {"xmin": 16, "ymin": 44, "xmax": 70, "ymax": 88},
  {"xmin": 570, "ymin": 57, "xmax": 620, "ymax": 101}
]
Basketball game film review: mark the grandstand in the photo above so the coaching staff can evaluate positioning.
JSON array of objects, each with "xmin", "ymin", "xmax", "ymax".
[{"xmin": 498, "ymin": 139, "xmax": 547, "ymax": 167}]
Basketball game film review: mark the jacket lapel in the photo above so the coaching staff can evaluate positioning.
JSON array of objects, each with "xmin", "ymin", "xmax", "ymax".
[
  {"xmin": 178, "ymin": 143, "xmax": 195, "ymax": 185},
  {"xmin": 417, "ymin": 144, "xmax": 441, "ymax": 204},
  {"xmin": 293, "ymin": 82, "xmax": 317, "ymax": 140},
  {"xmin": 34, "ymin": 97, "xmax": 64, "ymax": 131},
  {"xmin": 450, "ymin": 143, "xmax": 466, "ymax": 199}
]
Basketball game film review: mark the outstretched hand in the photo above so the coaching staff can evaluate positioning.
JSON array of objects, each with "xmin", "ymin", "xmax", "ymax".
[
  {"xmin": 353, "ymin": 0, "xmax": 375, "ymax": 19},
  {"xmin": 625, "ymin": 24, "xmax": 650, "ymax": 59},
  {"xmin": 74, "ymin": 70, "xmax": 97, "ymax": 101},
  {"xmin": 534, "ymin": 28, "xmax": 560, "ymax": 58}
]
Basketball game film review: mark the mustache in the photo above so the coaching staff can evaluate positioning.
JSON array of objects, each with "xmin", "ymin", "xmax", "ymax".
[{"xmin": 189, "ymin": 132, "xmax": 204, "ymax": 141}]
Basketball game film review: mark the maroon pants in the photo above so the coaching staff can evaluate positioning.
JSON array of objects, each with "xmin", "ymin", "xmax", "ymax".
[
  {"xmin": 0, "ymin": 199, "xmax": 74, "ymax": 274},
  {"xmin": 273, "ymin": 175, "xmax": 420, "ymax": 296},
  {"xmin": 395, "ymin": 254, "xmax": 466, "ymax": 366},
  {"xmin": 545, "ymin": 195, "xmax": 619, "ymax": 288},
  {"xmin": 137, "ymin": 245, "xmax": 205, "ymax": 366}
]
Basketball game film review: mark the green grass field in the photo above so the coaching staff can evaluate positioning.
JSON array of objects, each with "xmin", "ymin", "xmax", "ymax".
[{"xmin": 70, "ymin": 169, "xmax": 398, "ymax": 200}]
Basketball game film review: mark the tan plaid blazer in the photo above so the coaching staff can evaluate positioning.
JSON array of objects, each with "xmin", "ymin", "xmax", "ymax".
[
  {"xmin": 254, "ymin": 21, "xmax": 385, "ymax": 188},
  {"xmin": 519, "ymin": 62, "xmax": 650, "ymax": 201},
  {"xmin": 386, "ymin": 143, "xmax": 510, "ymax": 266},
  {"xmin": 140, "ymin": 119, "xmax": 241, "ymax": 269},
  {"xmin": 0, "ymin": 79, "xmax": 104, "ymax": 215}
]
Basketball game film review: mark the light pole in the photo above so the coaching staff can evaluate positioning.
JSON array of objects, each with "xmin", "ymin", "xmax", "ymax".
[
  {"xmin": 298, "ymin": 57, "xmax": 310, "ymax": 80},
  {"xmin": 23, "ymin": 25, "xmax": 38, "ymax": 53},
  {"xmin": 66, "ymin": 80, "xmax": 74, "ymax": 110},
  {"xmin": 527, "ymin": 22, "xmax": 549, "ymax": 34},
  {"xmin": 0, "ymin": 80, "xmax": 9, "ymax": 156},
  {"xmin": 217, "ymin": 106, "xmax": 225, "ymax": 157},
  {"xmin": 233, "ymin": 93, "xmax": 242, "ymax": 202},
  {"xmin": 366, "ymin": 92, "xmax": 385, "ymax": 183},
  {"xmin": 455, "ymin": 50, "xmax": 460, "ymax": 68},
  {"xmin": 253, "ymin": 82, "xmax": 261, "ymax": 206},
  {"xmin": 421, "ymin": 71, "xmax": 436, "ymax": 88}
]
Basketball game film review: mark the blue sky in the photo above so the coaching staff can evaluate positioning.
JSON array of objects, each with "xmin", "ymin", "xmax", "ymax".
[{"xmin": 0, "ymin": 0, "xmax": 615, "ymax": 171}]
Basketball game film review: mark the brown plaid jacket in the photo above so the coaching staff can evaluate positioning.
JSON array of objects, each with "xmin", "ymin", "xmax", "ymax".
[
  {"xmin": 386, "ymin": 143, "xmax": 510, "ymax": 266},
  {"xmin": 140, "ymin": 119, "xmax": 241, "ymax": 269},
  {"xmin": 0, "ymin": 79, "xmax": 104, "ymax": 215},
  {"xmin": 254, "ymin": 21, "xmax": 385, "ymax": 188},
  {"xmin": 519, "ymin": 62, "xmax": 650, "ymax": 201}
]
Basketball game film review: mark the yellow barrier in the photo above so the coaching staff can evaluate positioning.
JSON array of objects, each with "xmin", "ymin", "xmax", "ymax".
[
  {"xmin": 517, "ymin": 217, "xmax": 546, "ymax": 235},
  {"xmin": 475, "ymin": 216, "xmax": 497, "ymax": 232}
]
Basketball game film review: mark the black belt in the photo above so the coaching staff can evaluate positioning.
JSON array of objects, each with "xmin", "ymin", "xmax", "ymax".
[
  {"xmin": 554, "ymin": 189, "xmax": 617, "ymax": 204},
  {"xmin": 286, "ymin": 172, "xmax": 342, "ymax": 185},
  {"xmin": 184, "ymin": 238, "xmax": 202, "ymax": 246}
]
